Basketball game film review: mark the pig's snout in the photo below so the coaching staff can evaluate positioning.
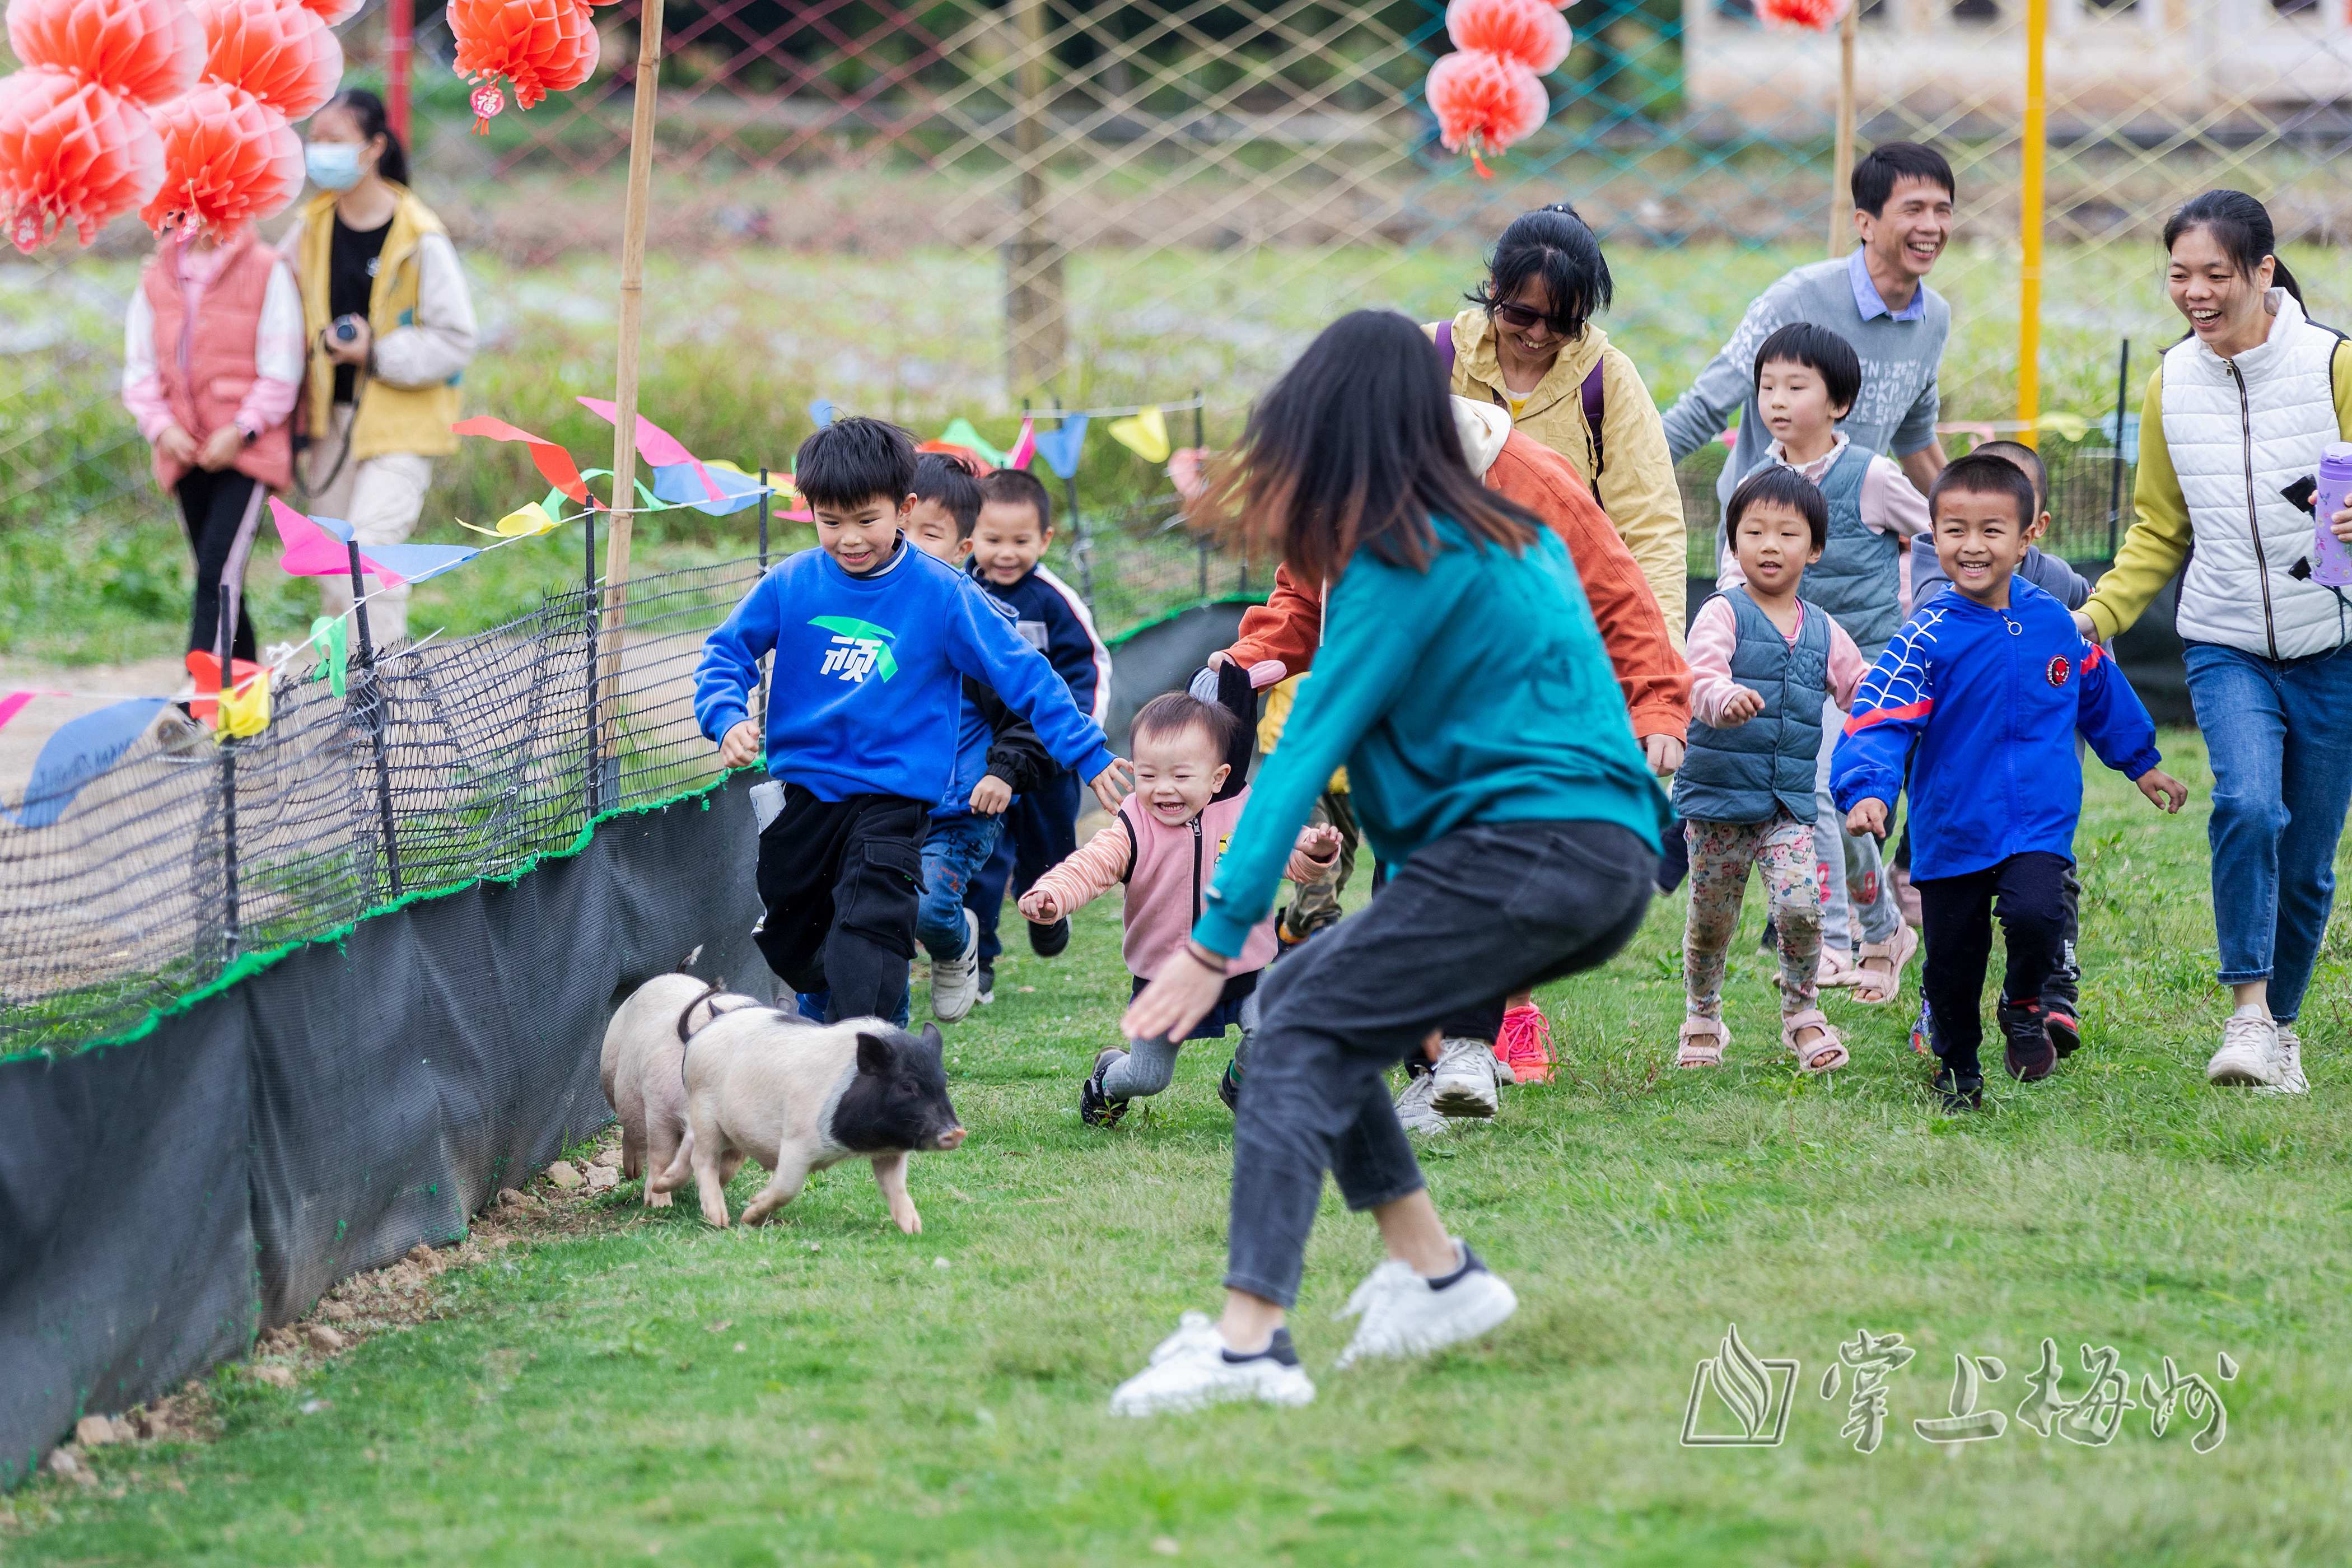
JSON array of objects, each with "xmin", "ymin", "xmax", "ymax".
[{"xmin": 934, "ymin": 1125, "xmax": 966, "ymax": 1151}]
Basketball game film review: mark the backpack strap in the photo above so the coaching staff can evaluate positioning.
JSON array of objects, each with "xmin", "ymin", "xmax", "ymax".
[
  {"xmin": 1435, "ymin": 319, "xmax": 1455, "ymax": 384},
  {"xmin": 1580, "ymin": 357, "xmax": 1606, "ymax": 481}
]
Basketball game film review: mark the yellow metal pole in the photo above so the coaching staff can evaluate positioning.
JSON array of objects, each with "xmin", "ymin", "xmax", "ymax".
[
  {"xmin": 2017, "ymin": 0, "xmax": 2047, "ymax": 450},
  {"xmin": 1827, "ymin": 3, "xmax": 1858, "ymax": 259}
]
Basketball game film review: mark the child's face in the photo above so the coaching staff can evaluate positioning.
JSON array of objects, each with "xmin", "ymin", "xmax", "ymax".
[
  {"xmin": 1756, "ymin": 357, "xmax": 1847, "ymax": 451},
  {"xmin": 1131, "ymin": 724, "xmax": 1229, "ymax": 826},
  {"xmin": 904, "ymin": 498, "xmax": 972, "ymax": 565},
  {"xmin": 1733, "ymin": 499, "xmax": 1822, "ymax": 598},
  {"xmin": 815, "ymin": 492, "xmax": 909, "ymax": 575},
  {"xmin": 972, "ymin": 501, "xmax": 1049, "ymax": 586},
  {"xmin": 1933, "ymin": 489, "xmax": 2045, "ymax": 605}
]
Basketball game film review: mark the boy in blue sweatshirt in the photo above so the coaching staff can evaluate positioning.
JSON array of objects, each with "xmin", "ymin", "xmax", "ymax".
[
  {"xmin": 695, "ymin": 418, "xmax": 1127, "ymax": 1026},
  {"xmin": 1833, "ymin": 454, "xmax": 2187, "ymax": 1109},
  {"xmin": 962, "ymin": 467, "xmax": 1113, "ymax": 996}
]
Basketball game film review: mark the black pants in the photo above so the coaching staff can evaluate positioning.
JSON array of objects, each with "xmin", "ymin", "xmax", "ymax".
[
  {"xmin": 965, "ymin": 767, "xmax": 1081, "ymax": 965},
  {"xmin": 177, "ymin": 468, "xmax": 264, "ymax": 664},
  {"xmin": 1228, "ymin": 820, "xmax": 1655, "ymax": 1308},
  {"xmin": 753, "ymin": 785, "xmax": 928, "ymax": 1024},
  {"xmin": 1915, "ymin": 852, "xmax": 2070, "ymax": 1079}
]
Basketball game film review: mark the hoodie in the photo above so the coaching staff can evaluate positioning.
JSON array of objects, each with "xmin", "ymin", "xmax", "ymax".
[{"xmin": 1226, "ymin": 398, "xmax": 1690, "ymax": 743}]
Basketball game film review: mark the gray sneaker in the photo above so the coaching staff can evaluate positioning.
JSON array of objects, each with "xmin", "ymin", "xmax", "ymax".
[
  {"xmin": 2206, "ymin": 1013, "xmax": 2283, "ymax": 1088},
  {"xmin": 1429, "ymin": 1037, "xmax": 1500, "ymax": 1119},
  {"xmin": 1393, "ymin": 1071, "xmax": 1449, "ymax": 1135},
  {"xmin": 2257, "ymin": 1024, "xmax": 2309, "ymax": 1096}
]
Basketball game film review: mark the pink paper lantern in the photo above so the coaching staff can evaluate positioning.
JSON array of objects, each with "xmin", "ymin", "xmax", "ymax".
[
  {"xmin": 4, "ymin": 0, "xmax": 202, "ymax": 105},
  {"xmin": 0, "ymin": 69, "xmax": 161, "ymax": 249},
  {"xmin": 1427, "ymin": 49, "xmax": 1548, "ymax": 176},
  {"xmin": 448, "ymin": 0, "xmax": 601, "ymax": 125},
  {"xmin": 1445, "ymin": 0, "xmax": 1572, "ymax": 76},
  {"xmin": 142, "ymin": 80, "xmax": 302, "ymax": 237},
  {"xmin": 192, "ymin": 0, "xmax": 344, "ymax": 121}
]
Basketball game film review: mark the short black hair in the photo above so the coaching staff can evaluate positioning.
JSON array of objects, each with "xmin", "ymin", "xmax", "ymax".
[
  {"xmin": 1468, "ymin": 202, "xmax": 1614, "ymax": 340},
  {"xmin": 912, "ymin": 453, "xmax": 984, "ymax": 539},
  {"xmin": 977, "ymin": 468, "xmax": 1053, "ymax": 533},
  {"xmin": 795, "ymin": 416, "xmax": 916, "ymax": 513},
  {"xmin": 1131, "ymin": 690, "xmax": 1238, "ymax": 755},
  {"xmin": 1852, "ymin": 142, "xmax": 1954, "ymax": 217},
  {"xmin": 1725, "ymin": 463, "xmax": 1828, "ymax": 552},
  {"xmin": 1971, "ymin": 440, "xmax": 2048, "ymax": 515},
  {"xmin": 1752, "ymin": 322, "xmax": 1862, "ymax": 416},
  {"xmin": 1929, "ymin": 451, "xmax": 2037, "ymax": 530}
]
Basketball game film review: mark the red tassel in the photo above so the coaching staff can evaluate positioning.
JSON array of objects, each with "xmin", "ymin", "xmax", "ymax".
[{"xmin": 1471, "ymin": 145, "xmax": 1495, "ymax": 179}]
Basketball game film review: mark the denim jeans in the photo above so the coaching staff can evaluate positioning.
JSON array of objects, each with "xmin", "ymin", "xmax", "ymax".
[
  {"xmin": 1226, "ymin": 820, "xmax": 1655, "ymax": 1309},
  {"xmin": 917, "ymin": 814, "xmax": 1002, "ymax": 962},
  {"xmin": 2182, "ymin": 639, "xmax": 2352, "ymax": 1023}
]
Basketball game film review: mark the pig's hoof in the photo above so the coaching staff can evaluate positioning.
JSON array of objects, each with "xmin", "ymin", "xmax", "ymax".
[
  {"xmin": 645, "ymin": 1189, "xmax": 671, "ymax": 1210},
  {"xmin": 741, "ymin": 1208, "xmax": 771, "ymax": 1228},
  {"xmin": 895, "ymin": 1210, "xmax": 923, "ymax": 1235}
]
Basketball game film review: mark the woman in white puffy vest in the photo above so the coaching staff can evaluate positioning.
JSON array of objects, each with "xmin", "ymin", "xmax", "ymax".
[{"xmin": 2080, "ymin": 190, "xmax": 2352, "ymax": 1097}]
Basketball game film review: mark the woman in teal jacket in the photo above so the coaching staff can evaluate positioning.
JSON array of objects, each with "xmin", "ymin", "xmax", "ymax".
[{"xmin": 1109, "ymin": 310, "xmax": 1668, "ymax": 1418}]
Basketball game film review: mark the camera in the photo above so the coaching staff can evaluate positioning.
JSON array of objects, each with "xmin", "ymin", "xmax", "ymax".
[{"xmin": 330, "ymin": 314, "xmax": 365, "ymax": 344}]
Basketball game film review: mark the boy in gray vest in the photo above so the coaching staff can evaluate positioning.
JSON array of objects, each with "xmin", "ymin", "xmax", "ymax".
[{"xmin": 1673, "ymin": 465, "xmax": 1872, "ymax": 1074}]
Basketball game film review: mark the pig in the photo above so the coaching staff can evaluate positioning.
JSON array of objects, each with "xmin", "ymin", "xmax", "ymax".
[
  {"xmin": 650, "ymin": 1012, "xmax": 966, "ymax": 1234},
  {"xmin": 599, "ymin": 974, "xmax": 764, "ymax": 1207}
]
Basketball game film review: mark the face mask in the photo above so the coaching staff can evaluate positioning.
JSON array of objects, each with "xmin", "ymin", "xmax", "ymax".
[{"xmin": 306, "ymin": 142, "xmax": 364, "ymax": 192}]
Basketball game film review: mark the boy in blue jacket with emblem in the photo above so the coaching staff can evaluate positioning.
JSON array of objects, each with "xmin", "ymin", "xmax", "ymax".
[
  {"xmin": 1833, "ymin": 453, "xmax": 2187, "ymax": 1109},
  {"xmin": 695, "ymin": 418, "xmax": 1130, "ymax": 1026}
]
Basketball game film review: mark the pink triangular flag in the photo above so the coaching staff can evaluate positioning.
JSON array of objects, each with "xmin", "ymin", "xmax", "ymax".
[{"xmin": 270, "ymin": 498, "xmax": 358, "ymax": 578}]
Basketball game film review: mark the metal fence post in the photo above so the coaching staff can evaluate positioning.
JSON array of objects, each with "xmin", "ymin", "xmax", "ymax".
[
  {"xmin": 2106, "ymin": 337, "xmax": 2131, "ymax": 559},
  {"xmin": 346, "ymin": 542, "xmax": 403, "ymax": 898}
]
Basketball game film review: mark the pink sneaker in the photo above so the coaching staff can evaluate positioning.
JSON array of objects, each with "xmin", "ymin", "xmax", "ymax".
[{"xmin": 1493, "ymin": 1005, "xmax": 1554, "ymax": 1085}]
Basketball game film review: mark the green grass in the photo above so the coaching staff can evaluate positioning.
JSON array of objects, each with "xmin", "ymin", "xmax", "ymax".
[{"xmin": 7, "ymin": 731, "xmax": 2349, "ymax": 1564}]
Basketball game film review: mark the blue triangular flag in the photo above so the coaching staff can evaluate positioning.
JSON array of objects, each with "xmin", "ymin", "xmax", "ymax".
[
  {"xmin": 808, "ymin": 399, "xmax": 837, "ymax": 430},
  {"xmin": 4, "ymin": 697, "xmax": 169, "ymax": 829},
  {"xmin": 358, "ymin": 543, "xmax": 480, "ymax": 587},
  {"xmin": 1034, "ymin": 414, "xmax": 1089, "ymax": 480}
]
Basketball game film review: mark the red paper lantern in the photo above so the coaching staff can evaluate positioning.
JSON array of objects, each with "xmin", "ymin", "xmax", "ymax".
[
  {"xmin": 4, "ymin": 0, "xmax": 202, "ymax": 105},
  {"xmin": 0, "ymin": 69, "xmax": 161, "ymax": 249},
  {"xmin": 142, "ymin": 80, "xmax": 302, "ymax": 237},
  {"xmin": 447, "ymin": 0, "xmax": 600, "ymax": 123},
  {"xmin": 1445, "ymin": 0, "xmax": 1572, "ymax": 76},
  {"xmin": 1755, "ymin": 0, "xmax": 1851, "ymax": 29},
  {"xmin": 1427, "ymin": 49, "xmax": 1547, "ymax": 176},
  {"xmin": 191, "ymin": 0, "xmax": 344, "ymax": 121}
]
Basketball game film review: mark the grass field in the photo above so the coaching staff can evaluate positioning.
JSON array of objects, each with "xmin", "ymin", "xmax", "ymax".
[{"xmin": 5, "ymin": 729, "xmax": 2349, "ymax": 1565}]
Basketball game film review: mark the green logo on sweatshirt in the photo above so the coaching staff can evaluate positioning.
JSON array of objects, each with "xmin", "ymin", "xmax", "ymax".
[{"xmin": 809, "ymin": 615, "xmax": 899, "ymax": 683}]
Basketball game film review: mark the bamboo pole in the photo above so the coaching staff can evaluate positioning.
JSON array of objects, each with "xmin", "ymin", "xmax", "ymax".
[
  {"xmin": 1006, "ymin": 0, "xmax": 1065, "ymax": 390},
  {"xmin": 597, "ymin": 0, "xmax": 668, "ymax": 760},
  {"xmin": 2017, "ymin": 0, "xmax": 2047, "ymax": 450},
  {"xmin": 1826, "ymin": 2, "xmax": 1858, "ymax": 258}
]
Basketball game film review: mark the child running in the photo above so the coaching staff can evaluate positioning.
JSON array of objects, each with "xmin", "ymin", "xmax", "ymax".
[
  {"xmin": 693, "ymin": 417, "xmax": 1128, "ymax": 1025},
  {"xmin": 1019, "ymin": 669, "xmax": 1340, "ymax": 1127},
  {"xmin": 1734, "ymin": 323, "xmax": 1926, "ymax": 1004},
  {"xmin": 1110, "ymin": 311, "xmax": 1664, "ymax": 1417},
  {"xmin": 901, "ymin": 454, "xmax": 1053, "ymax": 1021},
  {"xmin": 1674, "ymin": 465, "xmax": 1870, "ymax": 1074},
  {"xmin": 1904, "ymin": 439, "xmax": 2096, "ymax": 1059},
  {"xmin": 1832, "ymin": 454, "xmax": 2186, "ymax": 1109}
]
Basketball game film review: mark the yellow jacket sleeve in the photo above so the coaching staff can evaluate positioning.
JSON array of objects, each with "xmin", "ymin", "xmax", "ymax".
[
  {"xmin": 2082, "ymin": 367, "xmax": 2191, "ymax": 643},
  {"xmin": 1594, "ymin": 347, "xmax": 1688, "ymax": 650}
]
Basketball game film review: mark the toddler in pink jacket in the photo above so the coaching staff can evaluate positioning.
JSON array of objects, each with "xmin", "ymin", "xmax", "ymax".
[{"xmin": 1022, "ymin": 665, "xmax": 1338, "ymax": 1127}]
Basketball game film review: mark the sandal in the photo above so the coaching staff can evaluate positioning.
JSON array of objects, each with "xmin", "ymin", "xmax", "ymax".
[
  {"xmin": 1783, "ymin": 1009, "xmax": 1849, "ymax": 1072},
  {"xmin": 1814, "ymin": 946, "xmax": 1863, "ymax": 989},
  {"xmin": 1677, "ymin": 1016, "xmax": 1729, "ymax": 1068},
  {"xmin": 1850, "ymin": 925, "xmax": 1919, "ymax": 1007}
]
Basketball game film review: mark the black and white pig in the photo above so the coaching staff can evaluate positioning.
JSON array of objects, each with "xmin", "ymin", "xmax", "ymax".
[
  {"xmin": 599, "ymin": 974, "xmax": 766, "ymax": 1207},
  {"xmin": 650, "ymin": 1012, "xmax": 965, "ymax": 1233}
]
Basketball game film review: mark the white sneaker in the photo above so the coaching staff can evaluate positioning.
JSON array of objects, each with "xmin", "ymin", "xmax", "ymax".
[
  {"xmin": 1429, "ymin": 1038, "xmax": 1499, "ymax": 1119},
  {"xmin": 930, "ymin": 911, "xmax": 982, "ymax": 1023},
  {"xmin": 1109, "ymin": 1318, "xmax": 1315, "ymax": 1416},
  {"xmin": 2207, "ymin": 1013, "xmax": 2283, "ymax": 1088},
  {"xmin": 2257, "ymin": 1024, "xmax": 2308, "ymax": 1096},
  {"xmin": 1392, "ymin": 1071, "xmax": 1449, "ymax": 1135},
  {"xmin": 1333, "ymin": 1240, "xmax": 1518, "ymax": 1370}
]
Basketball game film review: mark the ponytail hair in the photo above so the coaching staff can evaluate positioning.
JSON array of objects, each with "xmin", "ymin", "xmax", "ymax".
[
  {"xmin": 2163, "ymin": 189, "xmax": 2300, "ymax": 306},
  {"xmin": 325, "ymin": 88, "xmax": 410, "ymax": 189}
]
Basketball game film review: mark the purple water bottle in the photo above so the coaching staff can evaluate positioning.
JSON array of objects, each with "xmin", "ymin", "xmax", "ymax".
[{"xmin": 2314, "ymin": 441, "xmax": 2352, "ymax": 587}]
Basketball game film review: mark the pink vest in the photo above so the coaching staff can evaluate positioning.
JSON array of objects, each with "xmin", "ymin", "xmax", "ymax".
[
  {"xmin": 142, "ymin": 232, "xmax": 295, "ymax": 494},
  {"xmin": 1116, "ymin": 787, "xmax": 1280, "ymax": 980}
]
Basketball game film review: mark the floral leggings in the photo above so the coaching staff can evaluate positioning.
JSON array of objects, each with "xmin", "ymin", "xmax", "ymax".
[{"xmin": 1683, "ymin": 814, "xmax": 1822, "ymax": 1020}]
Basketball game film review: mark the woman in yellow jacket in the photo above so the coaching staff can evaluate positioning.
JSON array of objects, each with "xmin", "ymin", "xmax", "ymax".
[
  {"xmin": 1429, "ymin": 203, "xmax": 1686, "ymax": 648},
  {"xmin": 284, "ymin": 90, "xmax": 477, "ymax": 647}
]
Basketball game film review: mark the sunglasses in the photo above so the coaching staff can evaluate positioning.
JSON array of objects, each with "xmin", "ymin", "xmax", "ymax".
[{"xmin": 1489, "ymin": 300, "xmax": 1578, "ymax": 336}]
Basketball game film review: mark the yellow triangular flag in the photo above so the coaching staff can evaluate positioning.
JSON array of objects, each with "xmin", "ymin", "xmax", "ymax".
[
  {"xmin": 1108, "ymin": 406, "xmax": 1171, "ymax": 465},
  {"xmin": 459, "ymin": 501, "xmax": 560, "ymax": 538},
  {"xmin": 217, "ymin": 669, "xmax": 273, "ymax": 739}
]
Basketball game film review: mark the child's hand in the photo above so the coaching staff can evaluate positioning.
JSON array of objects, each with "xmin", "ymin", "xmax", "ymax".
[
  {"xmin": 2332, "ymin": 500, "xmax": 2352, "ymax": 543},
  {"xmin": 2071, "ymin": 609, "xmax": 2098, "ymax": 640},
  {"xmin": 197, "ymin": 425, "xmax": 245, "ymax": 473},
  {"xmin": 969, "ymin": 776, "xmax": 1012, "ymax": 815},
  {"xmin": 1089, "ymin": 759, "xmax": 1135, "ymax": 812},
  {"xmin": 1019, "ymin": 887, "xmax": 1063, "ymax": 923},
  {"xmin": 1845, "ymin": 799, "xmax": 1888, "ymax": 839},
  {"xmin": 1715, "ymin": 687, "xmax": 1766, "ymax": 727},
  {"xmin": 1299, "ymin": 823, "xmax": 1343, "ymax": 863},
  {"xmin": 157, "ymin": 425, "xmax": 199, "ymax": 468},
  {"xmin": 1642, "ymin": 734, "xmax": 1685, "ymax": 776},
  {"xmin": 2135, "ymin": 767, "xmax": 2189, "ymax": 814},
  {"xmin": 717, "ymin": 720, "xmax": 761, "ymax": 769}
]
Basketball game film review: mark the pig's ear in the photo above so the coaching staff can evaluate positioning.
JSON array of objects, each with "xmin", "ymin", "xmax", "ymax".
[
  {"xmin": 855, "ymin": 1030, "xmax": 894, "ymax": 1077},
  {"xmin": 920, "ymin": 1023, "xmax": 945, "ymax": 1057}
]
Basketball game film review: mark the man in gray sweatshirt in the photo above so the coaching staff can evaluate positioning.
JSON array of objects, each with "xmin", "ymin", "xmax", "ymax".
[{"xmin": 1662, "ymin": 142, "xmax": 1958, "ymax": 513}]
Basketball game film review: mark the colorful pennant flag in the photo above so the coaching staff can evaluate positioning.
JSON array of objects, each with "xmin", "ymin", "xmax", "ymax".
[
  {"xmin": 1, "ymin": 697, "xmax": 169, "ymax": 829},
  {"xmin": 0, "ymin": 690, "xmax": 67, "ymax": 736},
  {"xmin": 1034, "ymin": 414, "xmax": 1089, "ymax": 480},
  {"xmin": 307, "ymin": 616, "xmax": 349, "ymax": 698},
  {"xmin": 808, "ymin": 399, "xmax": 837, "ymax": 429},
  {"xmin": 578, "ymin": 398, "xmax": 771, "ymax": 517},
  {"xmin": 1109, "ymin": 406, "xmax": 1171, "ymax": 465},
  {"xmin": 451, "ymin": 416, "xmax": 595, "ymax": 506},
  {"xmin": 459, "ymin": 501, "xmax": 561, "ymax": 539},
  {"xmin": 934, "ymin": 418, "xmax": 1010, "ymax": 471},
  {"xmin": 1004, "ymin": 416, "xmax": 1037, "ymax": 472}
]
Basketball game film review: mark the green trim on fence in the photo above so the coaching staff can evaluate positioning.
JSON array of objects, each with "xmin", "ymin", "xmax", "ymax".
[
  {"xmin": 1103, "ymin": 593, "xmax": 1262, "ymax": 648},
  {"xmin": 3, "ymin": 776, "xmax": 740, "ymax": 1068}
]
